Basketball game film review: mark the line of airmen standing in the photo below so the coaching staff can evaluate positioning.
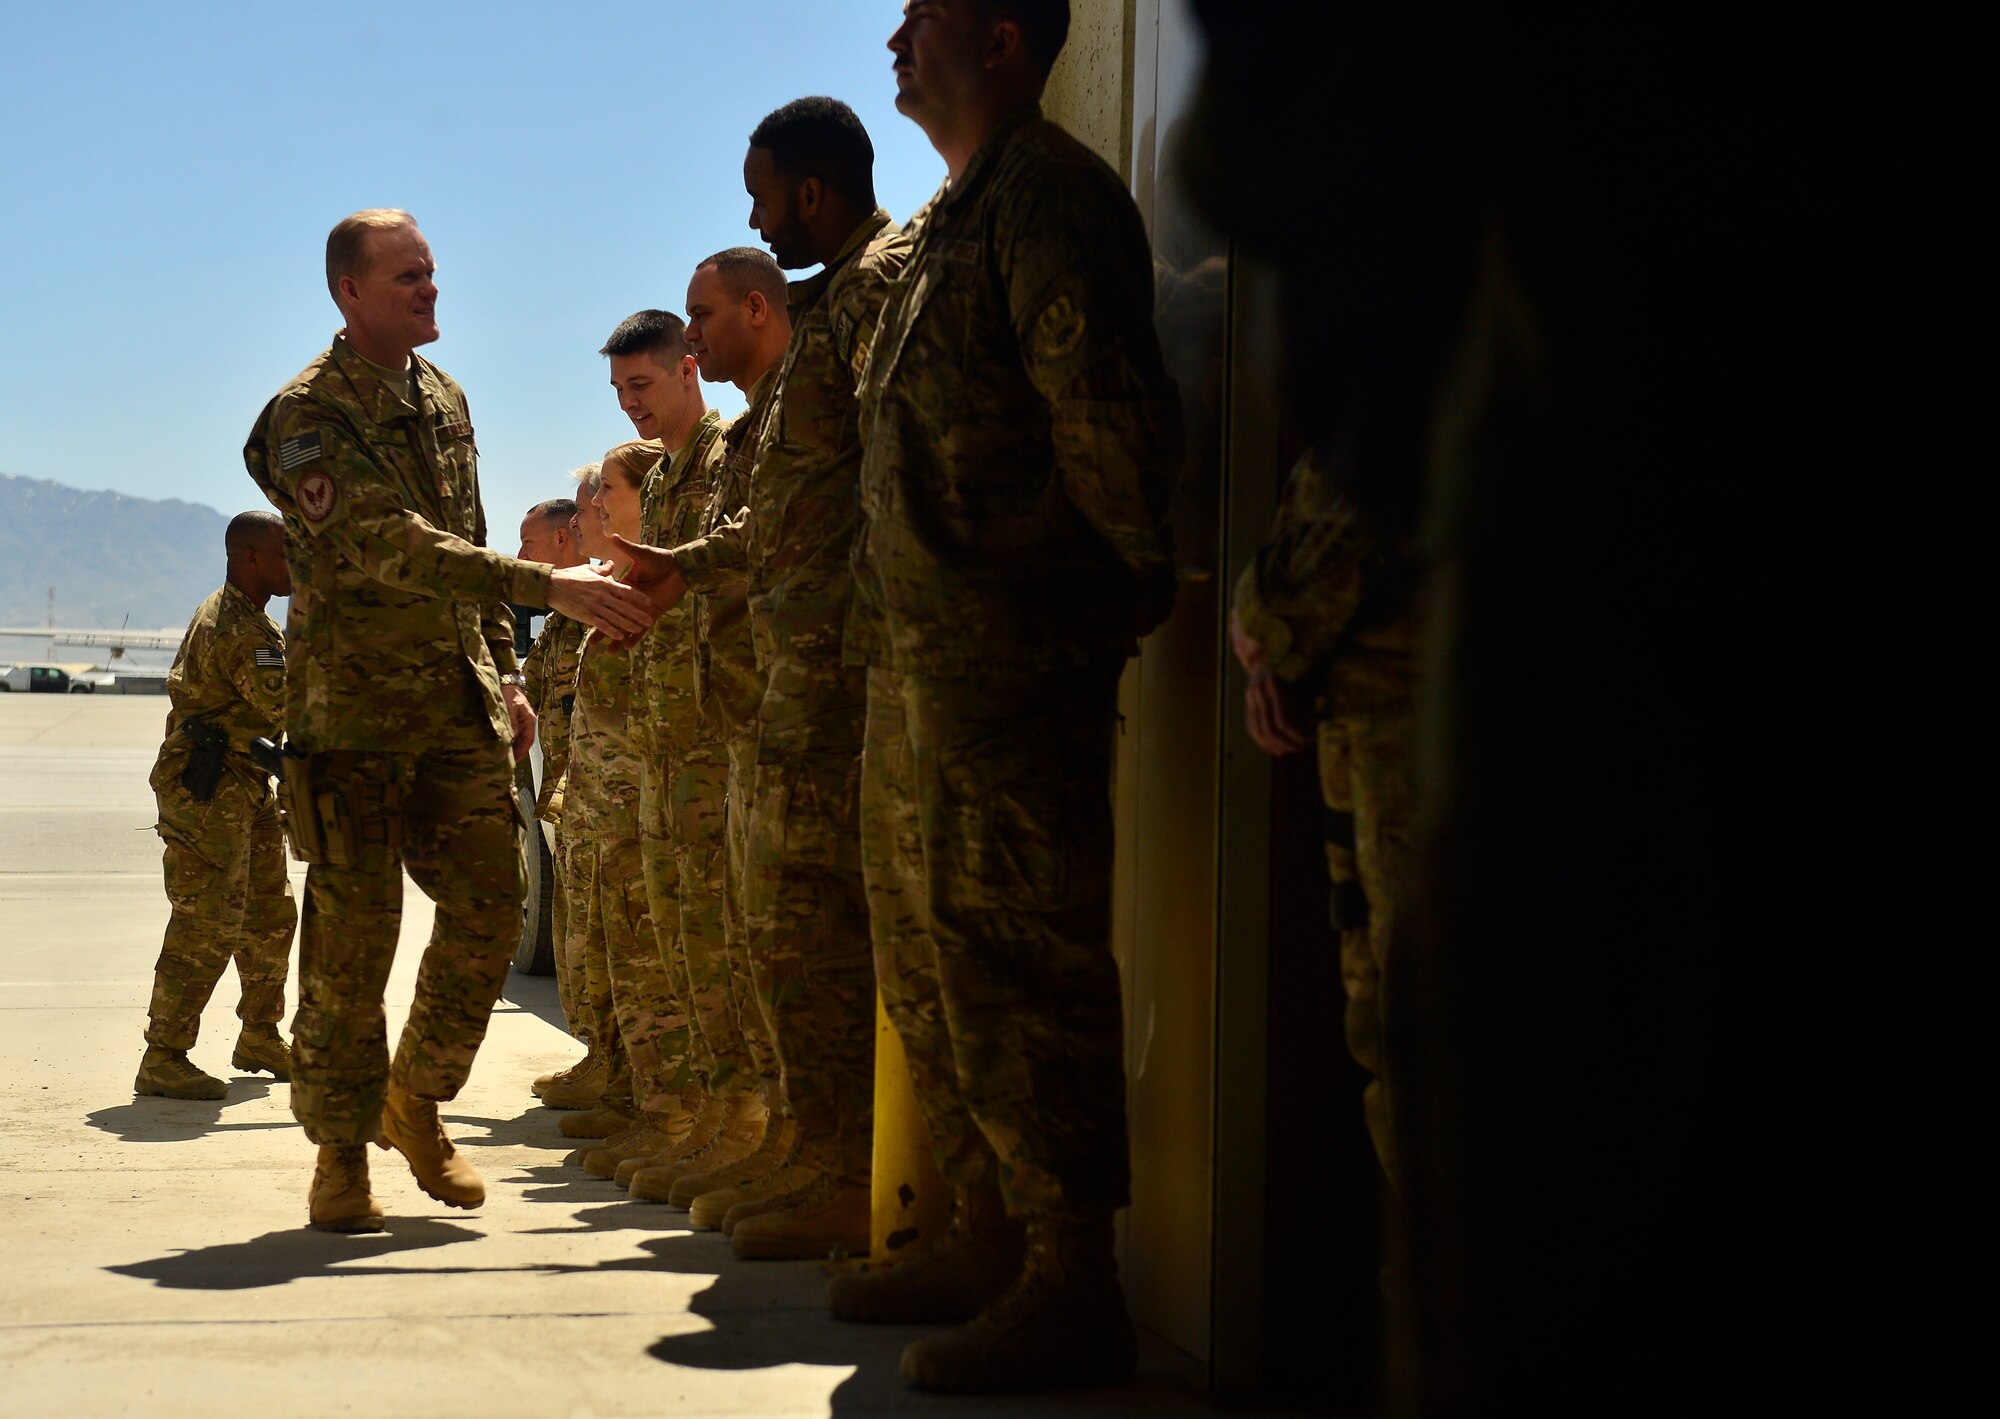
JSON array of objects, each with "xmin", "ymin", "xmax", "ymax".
[{"xmin": 127, "ymin": 0, "xmax": 1414, "ymax": 1399}]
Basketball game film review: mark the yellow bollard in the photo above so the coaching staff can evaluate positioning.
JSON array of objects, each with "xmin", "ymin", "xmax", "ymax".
[{"xmin": 870, "ymin": 990, "xmax": 951, "ymax": 1264}]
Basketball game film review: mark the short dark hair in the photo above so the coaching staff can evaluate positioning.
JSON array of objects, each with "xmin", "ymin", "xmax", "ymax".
[
  {"xmin": 696, "ymin": 247, "xmax": 788, "ymax": 308},
  {"xmin": 749, "ymin": 97, "xmax": 877, "ymax": 207},
  {"xmin": 980, "ymin": 0, "xmax": 1069, "ymax": 77},
  {"xmin": 225, "ymin": 509, "xmax": 284, "ymax": 557},
  {"xmin": 526, "ymin": 498, "xmax": 577, "ymax": 526},
  {"xmin": 599, "ymin": 309, "xmax": 694, "ymax": 364}
]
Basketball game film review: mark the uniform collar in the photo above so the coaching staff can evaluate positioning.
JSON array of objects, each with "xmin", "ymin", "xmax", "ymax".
[
  {"xmin": 743, "ymin": 362, "xmax": 783, "ymax": 421},
  {"xmin": 786, "ymin": 207, "xmax": 897, "ymax": 313},
  {"xmin": 940, "ymin": 104, "xmax": 1041, "ymax": 213},
  {"xmin": 329, "ymin": 331, "xmax": 426, "ymax": 423},
  {"xmin": 665, "ymin": 408, "xmax": 723, "ymax": 480}
]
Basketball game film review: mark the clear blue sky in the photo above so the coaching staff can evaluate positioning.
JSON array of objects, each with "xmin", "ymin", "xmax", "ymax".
[{"xmin": 0, "ymin": 1, "xmax": 945, "ymax": 539}]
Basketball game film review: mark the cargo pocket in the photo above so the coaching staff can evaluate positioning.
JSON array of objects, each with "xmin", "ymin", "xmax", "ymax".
[{"xmin": 941, "ymin": 746, "xmax": 1069, "ymax": 916}]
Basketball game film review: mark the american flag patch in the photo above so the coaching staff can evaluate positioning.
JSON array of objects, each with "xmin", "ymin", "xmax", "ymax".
[
  {"xmin": 253, "ymin": 647, "xmax": 284, "ymax": 668},
  {"xmin": 277, "ymin": 432, "xmax": 322, "ymax": 471}
]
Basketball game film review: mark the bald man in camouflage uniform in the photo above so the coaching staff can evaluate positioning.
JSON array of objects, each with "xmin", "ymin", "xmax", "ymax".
[
  {"xmin": 1231, "ymin": 450, "xmax": 1415, "ymax": 1180},
  {"xmin": 134, "ymin": 511, "xmax": 298, "ymax": 1101},
  {"xmin": 245, "ymin": 208, "xmax": 654, "ymax": 1233},
  {"xmin": 824, "ymin": 2, "xmax": 1181, "ymax": 1395}
]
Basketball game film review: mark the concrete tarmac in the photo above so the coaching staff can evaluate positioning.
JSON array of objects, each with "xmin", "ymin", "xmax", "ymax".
[{"xmin": 0, "ymin": 696, "xmax": 1235, "ymax": 1419}]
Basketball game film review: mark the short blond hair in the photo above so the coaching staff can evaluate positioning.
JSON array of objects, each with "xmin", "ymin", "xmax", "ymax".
[
  {"xmin": 325, "ymin": 209, "xmax": 416, "ymax": 303},
  {"xmin": 600, "ymin": 440, "xmax": 663, "ymax": 491}
]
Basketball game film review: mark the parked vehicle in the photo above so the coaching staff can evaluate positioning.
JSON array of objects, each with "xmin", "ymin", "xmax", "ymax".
[{"xmin": 0, "ymin": 663, "xmax": 94, "ymax": 693}]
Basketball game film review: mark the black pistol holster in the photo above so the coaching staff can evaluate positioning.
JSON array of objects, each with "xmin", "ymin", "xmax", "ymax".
[{"xmin": 178, "ymin": 719, "xmax": 228, "ymax": 802}]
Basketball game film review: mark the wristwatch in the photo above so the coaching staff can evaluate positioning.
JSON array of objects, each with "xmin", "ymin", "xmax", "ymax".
[{"xmin": 499, "ymin": 672, "xmax": 528, "ymax": 687}]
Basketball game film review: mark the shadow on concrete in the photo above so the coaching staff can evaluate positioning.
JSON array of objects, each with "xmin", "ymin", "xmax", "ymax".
[
  {"xmin": 443, "ymin": 1107, "xmax": 578, "ymax": 1153},
  {"xmin": 513, "ymin": 1157, "xmax": 627, "ymax": 1206},
  {"xmin": 631, "ymin": 1230, "xmax": 1231, "ymax": 1416},
  {"xmin": 106, "ymin": 1219, "xmax": 486, "ymax": 1290},
  {"xmin": 500, "ymin": 969, "xmax": 566, "ymax": 1032},
  {"xmin": 86, "ymin": 1081, "xmax": 292, "ymax": 1143}
]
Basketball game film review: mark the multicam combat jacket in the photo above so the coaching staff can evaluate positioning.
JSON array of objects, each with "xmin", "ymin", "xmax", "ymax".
[
  {"xmin": 1231, "ymin": 448, "xmax": 1415, "ymax": 719},
  {"xmin": 849, "ymin": 105, "xmax": 1182, "ymax": 676},
  {"xmin": 244, "ymin": 333, "xmax": 551, "ymax": 750},
  {"xmin": 150, "ymin": 581, "xmax": 286, "ymax": 797},
  {"xmin": 671, "ymin": 371, "xmax": 776, "ymax": 741},
  {"xmin": 746, "ymin": 209, "xmax": 910, "ymax": 751},
  {"xmin": 635, "ymin": 409, "xmax": 730, "ymax": 758}
]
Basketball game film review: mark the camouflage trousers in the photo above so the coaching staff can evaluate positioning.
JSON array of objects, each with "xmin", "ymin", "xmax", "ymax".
[
  {"xmin": 548, "ymin": 823, "xmax": 584, "ymax": 1042},
  {"xmin": 290, "ymin": 744, "xmax": 521, "ymax": 1146},
  {"xmin": 555, "ymin": 829, "xmax": 613, "ymax": 1082},
  {"xmin": 1318, "ymin": 713, "xmax": 1413, "ymax": 1181},
  {"xmin": 746, "ymin": 693, "xmax": 875, "ymax": 1180},
  {"xmin": 566, "ymin": 828, "xmax": 692, "ymax": 1113},
  {"xmin": 860, "ymin": 664, "xmax": 1130, "ymax": 1221},
  {"xmin": 638, "ymin": 745, "xmax": 770, "ymax": 1098},
  {"xmin": 146, "ymin": 774, "xmax": 295, "ymax": 1050}
]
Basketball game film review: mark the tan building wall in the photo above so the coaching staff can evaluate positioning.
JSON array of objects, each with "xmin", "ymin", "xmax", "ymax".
[{"xmin": 1041, "ymin": 0, "xmax": 1137, "ymax": 178}]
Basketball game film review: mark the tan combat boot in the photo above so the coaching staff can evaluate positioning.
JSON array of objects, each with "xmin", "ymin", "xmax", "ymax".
[
  {"xmin": 538, "ymin": 1051, "xmax": 608, "ymax": 1110},
  {"xmin": 231, "ymin": 1024, "xmax": 292, "ymax": 1080},
  {"xmin": 309, "ymin": 1145, "xmax": 385, "ymax": 1233},
  {"xmin": 532, "ymin": 1046, "xmax": 589, "ymax": 1097},
  {"xmin": 611, "ymin": 1091, "xmax": 725, "ymax": 1186},
  {"xmin": 581, "ymin": 1106, "xmax": 693, "ymax": 1179},
  {"xmin": 899, "ymin": 1216, "xmax": 1136, "ymax": 1394},
  {"xmin": 731, "ymin": 1171, "xmax": 873, "ymax": 1261},
  {"xmin": 558, "ymin": 1097, "xmax": 637, "ymax": 1139},
  {"xmin": 376, "ymin": 1085, "xmax": 484, "ymax": 1209},
  {"xmin": 719, "ymin": 1160, "xmax": 823, "ymax": 1236},
  {"xmin": 641, "ymin": 1097, "xmax": 771, "ymax": 1204},
  {"xmin": 683, "ymin": 1117, "xmax": 799, "ymax": 1228},
  {"xmin": 134, "ymin": 1046, "xmax": 226, "ymax": 1101},
  {"xmin": 829, "ymin": 1180, "xmax": 1024, "ymax": 1323}
]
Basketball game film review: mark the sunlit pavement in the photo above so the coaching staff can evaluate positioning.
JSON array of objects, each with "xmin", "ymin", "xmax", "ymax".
[{"xmin": 0, "ymin": 696, "xmax": 1239, "ymax": 1419}]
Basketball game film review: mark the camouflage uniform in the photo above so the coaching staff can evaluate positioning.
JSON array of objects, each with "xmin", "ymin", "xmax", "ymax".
[
  {"xmin": 245, "ymin": 333, "xmax": 550, "ymax": 1146},
  {"xmin": 721, "ymin": 209, "xmax": 911, "ymax": 1180},
  {"xmin": 565, "ymin": 628, "xmax": 693, "ymax": 1112},
  {"xmin": 634, "ymin": 411, "xmax": 769, "ymax": 1098},
  {"xmin": 849, "ymin": 109, "xmax": 1181, "ymax": 1220},
  {"xmin": 1231, "ymin": 447, "xmax": 1415, "ymax": 1177},
  {"xmin": 521, "ymin": 612, "xmax": 587, "ymax": 1034},
  {"xmin": 665, "ymin": 384, "xmax": 786, "ymax": 1098},
  {"xmin": 144, "ymin": 582, "xmax": 296, "ymax": 1050}
]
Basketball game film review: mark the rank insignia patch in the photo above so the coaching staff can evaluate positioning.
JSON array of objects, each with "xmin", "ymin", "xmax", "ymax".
[
  {"xmin": 277, "ymin": 432, "xmax": 322, "ymax": 471},
  {"xmin": 296, "ymin": 471, "xmax": 338, "ymax": 523}
]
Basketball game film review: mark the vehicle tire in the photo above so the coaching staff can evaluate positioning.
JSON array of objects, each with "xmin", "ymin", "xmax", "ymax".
[
  {"xmin": 513, "ymin": 760, "xmax": 556, "ymax": 976},
  {"xmin": 69, "ymin": 683, "xmax": 95, "ymax": 694}
]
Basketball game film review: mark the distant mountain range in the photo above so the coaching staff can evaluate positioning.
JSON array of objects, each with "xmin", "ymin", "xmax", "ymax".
[{"xmin": 0, "ymin": 472, "xmax": 229, "ymax": 631}]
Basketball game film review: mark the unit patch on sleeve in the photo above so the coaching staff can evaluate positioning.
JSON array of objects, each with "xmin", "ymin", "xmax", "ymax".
[
  {"xmin": 277, "ymin": 432, "xmax": 323, "ymax": 472},
  {"xmin": 296, "ymin": 471, "xmax": 339, "ymax": 523}
]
